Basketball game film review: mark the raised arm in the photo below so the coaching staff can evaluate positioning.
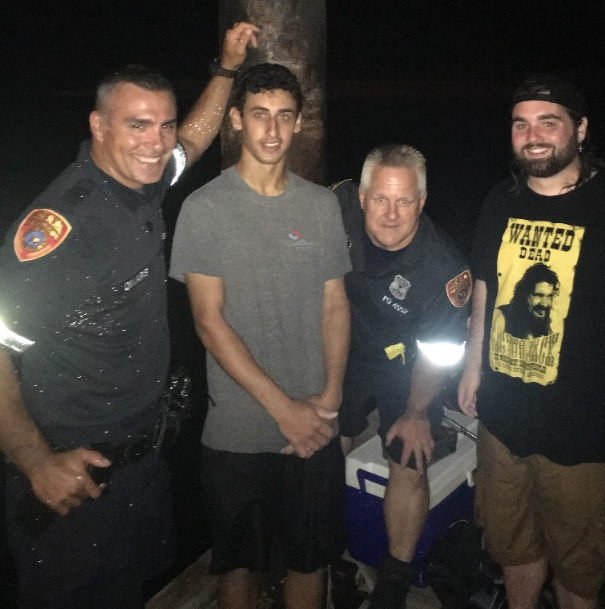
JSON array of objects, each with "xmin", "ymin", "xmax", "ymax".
[
  {"xmin": 185, "ymin": 272, "xmax": 334, "ymax": 458},
  {"xmin": 177, "ymin": 22, "xmax": 259, "ymax": 165},
  {"xmin": 0, "ymin": 351, "xmax": 109, "ymax": 515},
  {"xmin": 458, "ymin": 279, "xmax": 487, "ymax": 417}
]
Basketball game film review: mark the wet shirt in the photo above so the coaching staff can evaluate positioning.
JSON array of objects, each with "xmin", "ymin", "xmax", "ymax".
[
  {"xmin": 0, "ymin": 141, "xmax": 175, "ymax": 447},
  {"xmin": 473, "ymin": 173, "xmax": 605, "ymax": 464}
]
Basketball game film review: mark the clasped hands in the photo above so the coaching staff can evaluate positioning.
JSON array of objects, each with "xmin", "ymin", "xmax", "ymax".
[{"xmin": 279, "ymin": 391, "xmax": 339, "ymax": 459}]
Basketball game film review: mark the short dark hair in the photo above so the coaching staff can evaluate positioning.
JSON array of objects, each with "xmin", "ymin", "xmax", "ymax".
[
  {"xmin": 231, "ymin": 63, "xmax": 303, "ymax": 114},
  {"xmin": 95, "ymin": 64, "xmax": 175, "ymax": 115}
]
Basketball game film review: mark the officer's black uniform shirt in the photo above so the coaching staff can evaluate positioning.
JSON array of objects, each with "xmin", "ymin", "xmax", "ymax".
[
  {"xmin": 0, "ymin": 141, "xmax": 175, "ymax": 447},
  {"xmin": 332, "ymin": 180, "xmax": 470, "ymax": 383}
]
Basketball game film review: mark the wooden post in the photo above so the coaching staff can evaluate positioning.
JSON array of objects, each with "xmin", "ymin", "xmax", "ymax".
[{"xmin": 219, "ymin": 0, "xmax": 327, "ymax": 184}]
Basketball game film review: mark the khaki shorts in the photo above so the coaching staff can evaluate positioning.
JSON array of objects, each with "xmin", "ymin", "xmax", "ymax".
[{"xmin": 475, "ymin": 425, "xmax": 605, "ymax": 599}]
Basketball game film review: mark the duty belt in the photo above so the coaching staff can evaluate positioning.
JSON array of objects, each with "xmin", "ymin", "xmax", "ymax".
[
  {"xmin": 14, "ymin": 367, "xmax": 192, "ymax": 537},
  {"xmin": 15, "ymin": 426, "xmax": 158, "ymax": 538},
  {"xmin": 86, "ymin": 429, "xmax": 156, "ymax": 484}
]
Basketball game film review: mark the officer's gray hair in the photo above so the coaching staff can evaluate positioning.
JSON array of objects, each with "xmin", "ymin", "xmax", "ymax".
[{"xmin": 359, "ymin": 144, "xmax": 427, "ymax": 197}]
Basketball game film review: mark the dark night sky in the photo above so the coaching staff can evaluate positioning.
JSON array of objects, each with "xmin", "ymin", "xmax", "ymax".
[
  {"xmin": 2, "ymin": 0, "xmax": 605, "ymax": 233},
  {"xmin": 3, "ymin": 1, "xmax": 604, "ymax": 88}
]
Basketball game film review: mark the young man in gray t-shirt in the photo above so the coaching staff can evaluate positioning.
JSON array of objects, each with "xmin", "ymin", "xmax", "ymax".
[{"xmin": 170, "ymin": 63, "xmax": 351, "ymax": 609}]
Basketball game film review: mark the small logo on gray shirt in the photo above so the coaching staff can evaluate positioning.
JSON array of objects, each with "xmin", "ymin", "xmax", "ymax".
[{"xmin": 286, "ymin": 230, "xmax": 314, "ymax": 247}]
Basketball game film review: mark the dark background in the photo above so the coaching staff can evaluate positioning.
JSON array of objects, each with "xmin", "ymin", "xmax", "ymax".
[
  {"xmin": 3, "ymin": 0, "xmax": 605, "ymax": 232},
  {"xmin": 1, "ymin": 0, "xmax": 605, "ymax": 604}
]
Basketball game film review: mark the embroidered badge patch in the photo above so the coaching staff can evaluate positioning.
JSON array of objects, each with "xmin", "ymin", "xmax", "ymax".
[
  {"xmin": 446, "ymin": 270, "xmax": 472, "ymax": 308},
  {"xmin": 389, "ymin": 274, "xmax": 411, "ymax": 300},
  {"xmin": 14, "ymin": 209, "xmax": 72, "ymax": 262}
]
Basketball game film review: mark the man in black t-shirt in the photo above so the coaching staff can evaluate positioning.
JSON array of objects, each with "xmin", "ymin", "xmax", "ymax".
[
  {"xmin": 333, "ymin": 144, "xmax": 471, "ymax": 609},
  {"xmin": 459, "ymin": 74, "xmax": 605, "ymax": 609}
]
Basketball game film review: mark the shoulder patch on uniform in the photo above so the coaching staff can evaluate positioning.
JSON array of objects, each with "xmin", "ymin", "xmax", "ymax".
[
  {"xmin": 446, "ymin": 270, "xmax": 472, "ymax": 308},
  {"xmin": 14, "ymin": 209, "xmax": 72, "ymax": 262}
]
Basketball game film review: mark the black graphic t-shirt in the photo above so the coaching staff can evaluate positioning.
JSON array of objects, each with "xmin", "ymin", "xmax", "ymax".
[{"xmin": 473, "ymin": 172, "xmax": 605, "ymax": 465}]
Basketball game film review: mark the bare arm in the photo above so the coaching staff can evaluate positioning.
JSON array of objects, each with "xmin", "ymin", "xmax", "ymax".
[
  {"xmin": 385, "ymin": 354, "xmax": 447, "ymax": 474},
  {"xmin": 308, "ymin": 277, "xmax": 350, "ymax": 412},
  {"xmin": 0, "ymin": 351, "xmax": 55, "ymax": 478},
  {"xmin": 458, "ymin": 279, "xmax": 487, "ymax": 417},
  {"xmin": 177, "ymin": 22, "xmax": 259, "ymax": 165},
  {"xmin": 0, "ymin": 351, "xmax": 109, "ymax": 515},
  {"xmin": 185, "ymin": 272, "xmax": 333, "ymax": 457}
]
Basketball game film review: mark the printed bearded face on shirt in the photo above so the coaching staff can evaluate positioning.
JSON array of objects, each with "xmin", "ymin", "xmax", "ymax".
[
  {"xmin": 229, "ymin": 89, "xmax": 302, "ymax": 166},
  {"xmin": 359, "ymin": 165, "xmax": 426, "ymax": 252},
  {"xmin": 89, "ymin": 83, "xmax": 178, "ymax": 189},
  {"xmin": 527, "ymin": 281, "xmax": 555, "ymax": 320}
]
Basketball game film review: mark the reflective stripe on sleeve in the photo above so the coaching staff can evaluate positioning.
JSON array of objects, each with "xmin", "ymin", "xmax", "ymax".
[
  {"xmin": 416, "ymin": 340, "xmax": 465, "ymax": 367},
  {"xmin": 170, "ymin": 143, "xmax": 187, "ymax": 185},
  {"xmin": 0, "ymin": 318, "xmax": 35, "ymax": 353}
]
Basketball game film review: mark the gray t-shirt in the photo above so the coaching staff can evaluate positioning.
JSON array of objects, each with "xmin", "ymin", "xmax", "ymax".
[{"xmin": 170, "ymin": 167, "xmax": 351, "ymax": 453}]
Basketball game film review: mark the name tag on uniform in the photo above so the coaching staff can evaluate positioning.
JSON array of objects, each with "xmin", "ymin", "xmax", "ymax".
[{"xmin": 123, "ymin": 268, "xmax": 150, "ymax": 291}]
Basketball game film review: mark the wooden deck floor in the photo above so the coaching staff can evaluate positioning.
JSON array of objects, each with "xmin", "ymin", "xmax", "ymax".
[{"xmin": 145, "ymin": 550, "xmax": 441, "ymax": 609}]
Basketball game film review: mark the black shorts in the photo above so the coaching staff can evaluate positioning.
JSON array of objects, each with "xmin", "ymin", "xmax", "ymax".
[
  {"xmin": 200, "ymin": 436, "xmax": 347, "ymax": 575},
  {"xmin": 340, "ymin": 359, "xmax": 442, "ymax": 462},
  {"xmin": 5, "ymin": 452, "xmax": 173, "ymax": 609}
]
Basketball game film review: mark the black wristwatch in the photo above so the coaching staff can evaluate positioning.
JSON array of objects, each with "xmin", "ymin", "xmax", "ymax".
[{"xmin": 209, "ymin": 58, "xmax": 240, "ymax": 79}]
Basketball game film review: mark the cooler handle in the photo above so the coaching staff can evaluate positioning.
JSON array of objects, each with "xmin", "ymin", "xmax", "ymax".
[{"xmin": 356, "ymin": 469, "xmax": 388, "ymax": 494}]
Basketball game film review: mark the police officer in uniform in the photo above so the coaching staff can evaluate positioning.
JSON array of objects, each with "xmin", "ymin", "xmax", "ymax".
[
  {"xmin": 332, "ymin": 144, "xmax": 471, "ymax": 609},
  {"xmin": 0, "ymin": 23, "xmax": 258, "ymax": 609}
]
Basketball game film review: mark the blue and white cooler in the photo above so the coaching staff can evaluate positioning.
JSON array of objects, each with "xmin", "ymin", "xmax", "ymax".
[{"xmin": 345, "ymin": 409, "xmax": 478, "ymax": 587}]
